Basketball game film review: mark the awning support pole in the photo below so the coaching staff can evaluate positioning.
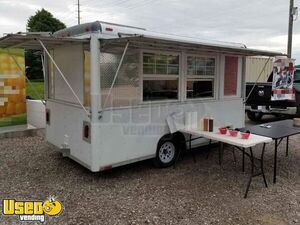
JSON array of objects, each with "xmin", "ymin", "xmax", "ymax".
[
  {"xmin": 38, "ymin": 39, "xmax": 90, "ymax": 116},
  {"xmin": 40, "ymin": 53, "xmax": 46, "ymax": 80},
  {"xmin": 244, "ymin": 57, "xmax": 272, "ymax": 103},
  {"xmin": 103, "ymin": 41, "xmax": 129, "ymax": 109},
  {"xmin": 90, "ymin": 35, "xmax": 101, "ymax": 122}
]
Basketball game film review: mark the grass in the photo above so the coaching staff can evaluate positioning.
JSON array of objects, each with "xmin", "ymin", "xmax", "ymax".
[
  {"xmin": 0, "ymin": 113, "xmax": 27, "ymax": 127},
  {"xmin": 26, "ymin": 81, "xmax": 44, "ymax": 100}
]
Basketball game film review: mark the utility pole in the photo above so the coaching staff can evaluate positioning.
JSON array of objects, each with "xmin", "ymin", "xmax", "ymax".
[
  {"xmin": 287, "ymin": 0, "xmax": 294, "ymax": 58},
  {"xmin": 77, "ymin": 0, "xmax": 81, "ymax": 25}
]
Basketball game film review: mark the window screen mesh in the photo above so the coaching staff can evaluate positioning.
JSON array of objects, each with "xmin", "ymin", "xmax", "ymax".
[{"xmin": 100, "ymin": 49, "xmax": 140, "ymax": 108}]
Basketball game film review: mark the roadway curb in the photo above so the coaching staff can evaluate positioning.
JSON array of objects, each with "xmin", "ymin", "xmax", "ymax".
[{"xmin": 0, "ymin": 128, "xmax": 45, "ymax": 139}]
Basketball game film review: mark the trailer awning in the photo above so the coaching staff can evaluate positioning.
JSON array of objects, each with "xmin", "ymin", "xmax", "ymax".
[
  {"xmin": 0, "ymin": 34, "xmax": 89, "ymax": 49},
  {"xmin": 101, "ymin": 35, "xmax": 285, "ymax": 57},
  {"xmin": 0, "ymin": 33, "xmax": 285, "ymax": 57}
]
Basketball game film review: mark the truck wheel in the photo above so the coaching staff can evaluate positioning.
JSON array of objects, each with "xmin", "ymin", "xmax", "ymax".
[
  {"xmin": 153, "ymin": 137, "xmax": 179, "ymax": 168},
  {"xmin": 247, "ymin": 111, "xmax": 263, "ymax": 122}
]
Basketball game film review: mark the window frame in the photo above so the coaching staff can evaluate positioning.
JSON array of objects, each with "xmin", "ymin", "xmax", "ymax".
[
  {"xmin": 47, "ymin": 49, "xmax": 55, "ymax": 100},
  {"xmin": 142, "ymin": 52, "xmax": 180, "ymax": 76},
  {"xmin": 140, "ymin": 50, "xmax": 181, "ymax": 103},
  {"xmin": 184, "ymin": 53, "xmax": 218, "ymax": 101}
]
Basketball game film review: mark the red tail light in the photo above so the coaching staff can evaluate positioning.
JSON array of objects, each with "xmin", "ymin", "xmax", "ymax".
[
  {"xmin": 84, "ymin": 125, "xmax": 89, "ymax": 139},
  {"xmin": 103, "ymin": 165, "xmax": 113, "ymax": 171},
  {"xmin": 287, "ymin": 88, "xmax": 296, "ymax": 102},
  {"xmin": 82, "ymin": 121, "xmax": 91, "ymax": 143},
  {"xmin": 292, "ymin": 88, "xmax": 296, "ymax": 101},
  {"xmin": 46, "ymin": 109, "xmax": 50, "ymax": 125},
  {"xmin": 105, "ymin": 27, "xmax": 113, "ymax": 32}
]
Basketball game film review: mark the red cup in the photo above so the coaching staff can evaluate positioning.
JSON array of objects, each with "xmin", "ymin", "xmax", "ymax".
[
  {"xmin": 229, "ymin": 130, "xmax": 238, "ymax": 137},
  {"xmin": 241, "ymin": 132, "xmax": 250, "ymax": 139},
  {"xmin": 219, "ymin": 127, "xmax": 227, "ymax": 135}
]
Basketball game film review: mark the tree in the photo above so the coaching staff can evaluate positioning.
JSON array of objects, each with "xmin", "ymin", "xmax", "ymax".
[{"xmin": 25, "ymin": 9, "xmax": 66, "ymax": 80}]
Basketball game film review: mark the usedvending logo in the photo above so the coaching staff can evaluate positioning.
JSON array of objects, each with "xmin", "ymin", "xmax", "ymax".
[{"xmin": 2, "ymin": 196, "xmax": 62, "ymax": 223}]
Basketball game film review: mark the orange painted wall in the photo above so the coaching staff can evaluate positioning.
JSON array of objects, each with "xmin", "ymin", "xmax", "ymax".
[{"xmin": 0, "ymin": 49, "xmax": 26, "ymax": 119}]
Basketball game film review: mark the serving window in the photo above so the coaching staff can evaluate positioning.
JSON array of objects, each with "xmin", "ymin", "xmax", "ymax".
[
  {"xmin": 47, "ymin": 44, "xmax": 85, "ymax": 104},
  {"xmin": 186, "ymin": 56, "xmax": 216, "ymax": 99},
  {"xmin": 142, "ymin": 52, "xmax": 179, "ymax": 101}
]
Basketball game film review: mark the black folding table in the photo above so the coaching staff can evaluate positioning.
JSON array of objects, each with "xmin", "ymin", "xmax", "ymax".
[{"xmin": 242, "ymin": 119, "xmax": 300, "ymax": 183}]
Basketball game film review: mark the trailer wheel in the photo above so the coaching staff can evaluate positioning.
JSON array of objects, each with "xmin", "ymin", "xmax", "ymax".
[
  {"xmin": 247, "ymin": 111, "xmax": 263, "ymax": 122},
  {"xmin": 153, "ymin": 137, "xmax": 179, "ymax": 168}
]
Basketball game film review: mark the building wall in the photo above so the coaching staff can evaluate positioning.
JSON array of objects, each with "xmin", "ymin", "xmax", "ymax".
[
  {"xmin": 0, "ymin": 49, "xmax": 27, "ymax": 127},
  {"xmin": 245, "ymin": 57, "xmax": 273, "ymax": 82}
]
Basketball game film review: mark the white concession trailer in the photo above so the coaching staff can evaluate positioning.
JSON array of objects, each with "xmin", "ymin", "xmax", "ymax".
[{"xmin": 0, "ymin": 21, "xmax": 284, "ymax": 171}]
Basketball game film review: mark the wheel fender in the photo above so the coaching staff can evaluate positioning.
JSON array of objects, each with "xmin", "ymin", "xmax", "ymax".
[
  {"xmin": 153, "ymin": 132, "xmax": 185, "ymax": 168},
  {"xmin": 156, "ymin": 132, "xmax": 186, "ymax": 153}
]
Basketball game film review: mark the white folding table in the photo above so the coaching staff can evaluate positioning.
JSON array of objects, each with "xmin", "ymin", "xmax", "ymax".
[{"xmin": 179, "ymin": 128, "xmax": 272, "ymax": 198}]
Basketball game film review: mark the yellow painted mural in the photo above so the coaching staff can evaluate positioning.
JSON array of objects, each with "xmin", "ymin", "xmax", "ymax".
[
  {"xmin": 0, "ymin": 49, "xmax": 27, "ymax": 127},
  {"xmin": 84, "ymin": 50, "xmax": 91, "ymax": 107}
]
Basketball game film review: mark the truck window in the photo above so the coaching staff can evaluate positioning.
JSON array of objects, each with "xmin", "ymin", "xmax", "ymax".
[{"xmin": 294, "ymin": 70, "xmax": 300, "ymax": 82}]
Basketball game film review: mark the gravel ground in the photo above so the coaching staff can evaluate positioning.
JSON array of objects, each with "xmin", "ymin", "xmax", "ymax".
[{"xmin": 1, "ymin": 120, "xmax": 300, "ymax": 224}]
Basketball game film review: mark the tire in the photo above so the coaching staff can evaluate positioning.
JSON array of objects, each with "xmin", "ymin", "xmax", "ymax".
[
  {"xmin": 247, "ymin": 111, "xmax": 263, "ymax": 122},
  {"xmin": 153, "ymin": 137, "xmax": 179, "ymax": 168}
]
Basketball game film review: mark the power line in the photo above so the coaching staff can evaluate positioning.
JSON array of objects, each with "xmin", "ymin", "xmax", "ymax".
[
  {"xmin": 86, "ymin": 0, "xmax": 129, "ymax": 7},
  {"xmin": 85, "ymin": 0, "xmax": 159, "ymax": 14},
  {"xmin": 53, "ymin": 4, "xmax": 78, "ymax": 26},
  {"xmin": 125, "ymin": 0, "xmax": 155, "ymax": 10},
  {"xmin": 77, "ymin": 0, "xmax": 81, "ymax": 24},
  {"xmin": 84, "ymin": 0, "xmax": 149, "ymax": 10},
  {"xmin": 58, "ymin": 0, "xmax": 160, "ymax": 26}
]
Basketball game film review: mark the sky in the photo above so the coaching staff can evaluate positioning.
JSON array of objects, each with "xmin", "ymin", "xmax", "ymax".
[{"xmin": 0, "ymin": 0, "xmax": 299, "ymax": 64}]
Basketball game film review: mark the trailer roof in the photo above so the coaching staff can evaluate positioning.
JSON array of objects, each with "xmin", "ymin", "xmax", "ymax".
[
  {"xmin": 52, "ymin": 21, "xmax": 284, "ymax": 57},
  {"xmin": 0, "ymin": 34, "xmax": 89, "ymax": 50},
  {"xmin": 101, "ymin": 35, "xmax": 285, "ymax": 57},
  {"xmin": 54, "ymin": 21, "xmax": 245, "ymax": 48}
]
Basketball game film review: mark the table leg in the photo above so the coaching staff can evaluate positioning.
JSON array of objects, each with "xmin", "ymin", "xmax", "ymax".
[
  {"xmin": 261, "ymin": 143, "xmax": 268, "ymax": 188},
  {"xmin": 219, "ymin": 142, "xmax": 224, "ymax": 165},
  {"xmin": 173, "ymin": 146, "xmax": 181, "ymax": 169},
  {"xmin": 232, "ymin": 147, "xmax": 237, "ymax": 163},
  {"xmin": 190, "ymin": 134, "xmax": 196, "ymax": 163},
  {"xmin": 273, "ymin": 139, "xmax": 278, "ymax": 184},
  {"xmin": 173, "ymin": 133, "xmax": 186, "ymax": 168},
  {"xmin": 242, "ymin": 148, "xmax": 245, "ymax": 172},
  {"xmin": 244, "ymin": 147, "xmax": 254, "ymax": 198},
  {"xmin": 286, "ymin": 136, "xmax": 289, "ymax": 157},
  {"xmin": 206, "ymin": 139, "xmax": 212, "ymax": 159}
]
